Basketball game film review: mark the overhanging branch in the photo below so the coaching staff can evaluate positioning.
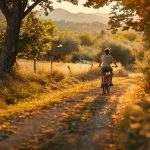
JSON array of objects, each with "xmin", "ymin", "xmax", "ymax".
[
  {"xmin": 22, "ymin": 0, "xmax": 42, "ymax": 19},
  {"xmin": 22, "ymin": 0, "xmax": 28, "ymax": 11}
]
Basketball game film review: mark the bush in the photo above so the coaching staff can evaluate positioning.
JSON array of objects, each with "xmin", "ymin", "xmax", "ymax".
[
  {"xmin": 79, "ymin": 33, "xmax": 93, "ymax": 46},
  {"xmin": 68, "ymin": 46, "xmax": 98, "ymax": 62},
  {"xmin": 123, "ymin": 32, "xmax": 137, "ymax": 41},
  {"xmin": 52, "ymin": 34, "xmax": 80, "ymax": 61},
  {"xmin": 96, "ymin": 39, "xmax": 135, "ymax": 67},
  {"xmin": 137, "ymin": 52, "xmax": 150, "ymax": 91}
]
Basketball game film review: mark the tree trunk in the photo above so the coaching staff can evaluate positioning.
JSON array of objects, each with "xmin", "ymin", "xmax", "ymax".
[{"xmin": 0, "ymin": 7, "xmax": 22, "ymax": 73}]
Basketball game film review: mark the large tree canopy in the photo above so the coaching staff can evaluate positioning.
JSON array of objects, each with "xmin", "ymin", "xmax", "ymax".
[
  {"xmin": 0, "ymin": 0, "xmax": 78, "ymax": 19},
  {"xmin": 86, "ymin": 0, "xmax": 150, "ymax": 48}
]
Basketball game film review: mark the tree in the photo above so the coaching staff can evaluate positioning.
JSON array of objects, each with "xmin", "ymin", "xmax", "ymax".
[
  {"xmin": 18, "ymin": 12, "xmax": 56, "ymax": 59},
  {"xmin": 52, "ymin": 33, "xmax": 80, "ymax": 60},
  {"xmin": 0, "ymin": 0, "xmax": 78, "ymax": 73},
  {"xmin": 85, "ymin": 0, "xmax": 150, "ymax": 47},
  {"xmin": 108, "ymin": 0, "xmax": 150, "ymax": 48},
  {"xmin": 79, "ymin": 33, "xmax": 93, "ymax": 46}
]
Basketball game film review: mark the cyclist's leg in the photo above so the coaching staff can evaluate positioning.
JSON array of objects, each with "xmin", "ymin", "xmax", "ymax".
[
  {"xmin": 110, "ymin": 67, "xmax": 113, "ymax": 85},
  {"xmin": 101, "ymin": 67, "xmax": 105, "ymax": 88}
]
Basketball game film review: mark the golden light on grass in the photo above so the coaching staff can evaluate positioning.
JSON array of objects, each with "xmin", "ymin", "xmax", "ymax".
[
  {"xmin": 0, "ymin": 79, "xmax": 100, "ymax": 121},
  {"xmin": 17, "ymin": 59, "xmax": 97, "ymax": 75}
]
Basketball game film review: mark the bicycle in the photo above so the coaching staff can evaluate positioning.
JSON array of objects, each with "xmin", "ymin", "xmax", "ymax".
[
  {"xmin": 102, "ymin": 70, "xmax": 111, "ymax": 94},
  {"xmin": 100, "ymin": 66, "xmax": 118, "ymax": 95}
]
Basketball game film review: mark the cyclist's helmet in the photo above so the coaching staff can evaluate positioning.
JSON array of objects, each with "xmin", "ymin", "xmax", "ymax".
[{"xmin": 105, "ymin": 48, "xmax": 110, "ymax": 55}]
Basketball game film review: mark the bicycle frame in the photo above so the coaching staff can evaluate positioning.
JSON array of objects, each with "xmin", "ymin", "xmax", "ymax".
[{"xmin": 102, "ymin": 71, "xmax": 111, "ymax": 94}]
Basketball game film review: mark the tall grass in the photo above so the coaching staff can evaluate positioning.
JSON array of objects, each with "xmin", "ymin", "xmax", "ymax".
[
  {"xmin": 0, "ymin": 59, "xmax": 100, "ymax": 107},
  {"xmin": 119, "ymin": 83, "xmax": 150, "ymax": 150},
  {"xmin": 118, "ymin": 52, "xmax": 150, "ymax": 150},
  {"xmin": 136, "ymin": 51, "xmax": 150, "ymax": 92}
]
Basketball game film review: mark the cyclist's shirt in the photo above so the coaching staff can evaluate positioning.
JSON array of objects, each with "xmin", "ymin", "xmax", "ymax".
[{"xmin": 101, "ymin": 54, "xmax": 113, "ymax": 67}]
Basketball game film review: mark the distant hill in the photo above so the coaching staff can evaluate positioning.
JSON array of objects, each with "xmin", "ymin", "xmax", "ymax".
[
  {"xmin": 0, "ymin": 9, "xmax": 108, "ymax": 33},
  {"xmin": 37, "ymin": 8, "xmax": 109, "ymax": 24},
  {"xmin": 54, "ymin": 21, "xmax": 107, "ymax": 33}
]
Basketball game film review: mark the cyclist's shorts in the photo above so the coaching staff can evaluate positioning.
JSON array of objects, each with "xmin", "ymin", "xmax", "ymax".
[{"xmin": 101, "ymin": 66, "xmax": 113, "ymax": 73}]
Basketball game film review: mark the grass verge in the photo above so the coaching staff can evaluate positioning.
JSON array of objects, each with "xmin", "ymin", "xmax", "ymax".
[
  {"xmin": 116, "ymin": 79, "xmax": 150, "ymax": 150},
  {"xmin": 0, "ymin": 64, "xmax": 101, "ymax": 122}
]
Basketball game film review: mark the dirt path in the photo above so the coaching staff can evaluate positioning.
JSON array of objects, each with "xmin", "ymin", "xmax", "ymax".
[{"xmin": 0, "ymin": 77, "xmax": 136, "ymax": 150}]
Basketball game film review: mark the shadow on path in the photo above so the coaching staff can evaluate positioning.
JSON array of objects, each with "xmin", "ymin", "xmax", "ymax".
[{"xmin": 39, "ymin": 91, "xmax": 118, "ymax": 150}]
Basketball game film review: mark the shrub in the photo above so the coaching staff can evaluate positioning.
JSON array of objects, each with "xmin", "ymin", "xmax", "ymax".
[
  {"xmin": 96, "ymin": 39, "xmax": 135, "ymax": 67},
  {"xmin": 123, "ymin": 32, "xmax": 137, "ymax": 41},
  {"xmin": 69, "ymin": 46, "xmax": 99, "ymax": 63},
  {"xmin": 137, "ymin": 52, "xmax": 150, "ymax": 91},
  {"xmin": 79, "ymin": 33, "xmax": 93, "ymax": 46},
  {"xmin": 52, "ymin": 35, "xmax": 80, "ymax": 60},
  {"xmin": 49, "ymin": 70, "xmax": 66, "ymax": 82}
]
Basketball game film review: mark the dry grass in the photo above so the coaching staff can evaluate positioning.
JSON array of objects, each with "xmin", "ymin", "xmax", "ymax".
[
  {"xmin": 17, "ymin": 59, "xmax": 98, "ymax": 75},
  {"xmin": 116, "ymin": 78, "xmax": 150, "ymax": 150},
  {"xmin": 0, "ymin": 79, "xmax": 100, "ymax": 121},
  {"xmin": 0, "ymin": 59, "xmax": 100, "ymax": 115},
  {"xmin": 0, "ymin": 59, "xmax": 129, "ymax": 107},
  {"xmin": 0, "ymin": 59, "xmax": 131, "ymax": 122}
]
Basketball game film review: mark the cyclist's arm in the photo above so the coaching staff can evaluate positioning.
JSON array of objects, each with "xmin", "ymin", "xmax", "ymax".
[{"xmin": 112, "ymin": 58, "xmax": 118, "ymax": 67}]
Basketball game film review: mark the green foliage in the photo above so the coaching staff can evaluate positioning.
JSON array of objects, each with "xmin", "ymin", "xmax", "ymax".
[
  {"xmin": 52, "ymin": 32, "xmax": 80, "ymax": 60},
  {"xmin": 97, "ymin": 38, "xmax": 135, "ymax": 67},
  {"xmin": 79, "ymin": 33, "xmax": 93, "ymax": 46},
  {"xmin": 18, "ymin": 12, "xmax": 57, "ymax": 59},
  {"xmin": 108, "ymin": 0, "xmax": 150, "ymax": 48},
  {"xmin": 73, "ymin": 46, "xmax": 97, "ymax": 62}
]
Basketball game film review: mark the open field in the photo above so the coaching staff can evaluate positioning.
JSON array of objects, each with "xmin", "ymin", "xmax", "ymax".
[
  {"xmin": 17, "ymin": 59, "xmax": 98, "ymax": 75},
  {"xmin": 17, "ymin": 59, "xmax": 126, "ymax": 77},
  {"xmin": 0, "ymin": 59, "xmax": 103, "ymax": 112},
  {"xmin": 0, "ymin": 59, "xmax": 128, "ymax": 108}
]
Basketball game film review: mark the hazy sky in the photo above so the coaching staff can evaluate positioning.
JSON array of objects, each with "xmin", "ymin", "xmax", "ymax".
[{"xmin": 52, "ymin": 0, "xmax": 111, "ymax": 14}]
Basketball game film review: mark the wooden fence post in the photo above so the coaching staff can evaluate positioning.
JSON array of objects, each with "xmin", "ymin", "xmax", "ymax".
[
  {"xmin": 50, "ymin": 56, "xmax": 53, "ymax": 75},
  {"xmin": 34, "ymin": 58, "xmax": 37, "ymax": 73},
  {"xmin": 68, "ymin": 66, "xmax": 72, "ymax": 75},
  {"xmin": 91, "ymin": 60, "xmax": 94, "ymax": 70}
]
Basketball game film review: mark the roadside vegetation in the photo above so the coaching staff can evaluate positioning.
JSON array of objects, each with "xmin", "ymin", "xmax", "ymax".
[
  {"xmin": 0, "ymin": 61, "xmax": 99, "ymax": 107},
  {"xmin": 0, "ymin": 12, "xmax": 144, "ymax": 109},
  {"xmin": 0, "ymin": 0, "xmax": 150, "ymax": 149},
  {"xmin": 113, "ymin": 54, "xmax": 150, "ymax": 149}
]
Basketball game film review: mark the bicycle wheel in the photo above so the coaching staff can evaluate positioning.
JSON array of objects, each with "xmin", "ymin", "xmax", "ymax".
[
  {"xmin": 103, "ymin": 84, "xmax": 107, "ymax": 94},
  {"xmin": 106, "ymin": 84, "xmax": 110, "ymax": 93}
]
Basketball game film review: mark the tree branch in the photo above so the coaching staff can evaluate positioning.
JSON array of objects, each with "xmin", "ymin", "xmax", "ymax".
[
  {"xmin": 22, "ymin": 0, "xmax": 28, "ymax": 11},
  {"xmin": 22, "ymin": 0, "xmax": 42, "ymax": 18},
  {"xmin": 0, "ymin": 0, "xmax": 9, "ymax": 18}
]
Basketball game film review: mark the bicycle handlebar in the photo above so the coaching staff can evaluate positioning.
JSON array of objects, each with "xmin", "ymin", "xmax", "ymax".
[{"xmin": 98, "ymin": 65, "xmax": 118, "ymax": 68}]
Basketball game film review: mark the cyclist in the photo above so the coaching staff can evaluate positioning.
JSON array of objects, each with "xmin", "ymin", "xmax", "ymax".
[{"xmin": 98, "ymin": 48, "xmax": 118, "ymax": 87}]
